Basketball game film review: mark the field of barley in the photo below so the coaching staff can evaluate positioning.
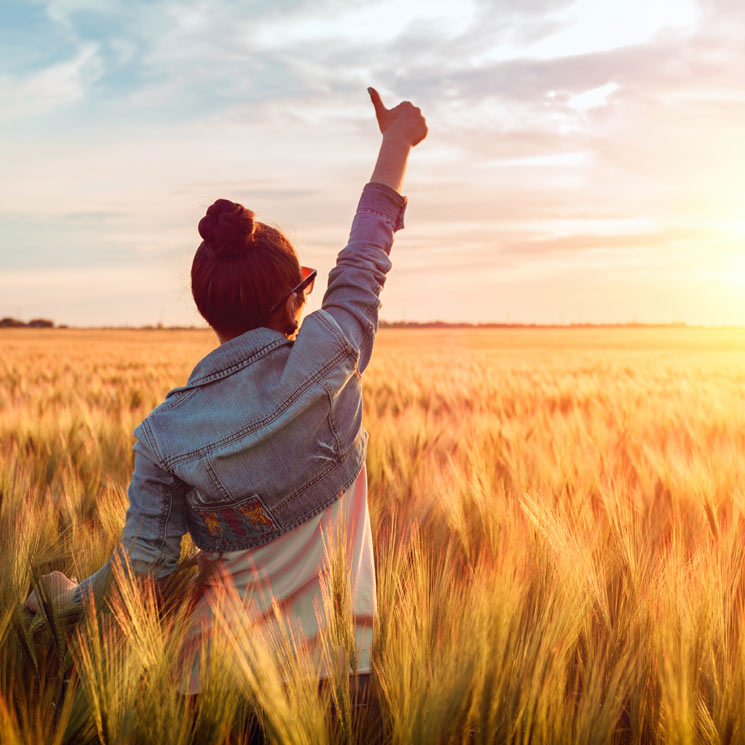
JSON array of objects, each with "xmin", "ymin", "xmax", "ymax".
[{"xmin": 2, "ymin": 326, "xmax": 745, "ymax": 745}]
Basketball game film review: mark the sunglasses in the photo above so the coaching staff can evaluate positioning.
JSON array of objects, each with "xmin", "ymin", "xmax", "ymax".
[{"xmin": 269, "ymin": 265, "xmax": 317, "ymax": 315}]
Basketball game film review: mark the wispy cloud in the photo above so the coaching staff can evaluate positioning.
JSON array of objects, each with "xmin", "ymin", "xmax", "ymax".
[{"xmin": 0, "ymin": 42, "xmax": 101, "ymax": 121}]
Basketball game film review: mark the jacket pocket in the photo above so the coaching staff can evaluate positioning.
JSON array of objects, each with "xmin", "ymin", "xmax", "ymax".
[{"xmin": 187, "ymin": 491, "xmax": 280, "ymax": 551}]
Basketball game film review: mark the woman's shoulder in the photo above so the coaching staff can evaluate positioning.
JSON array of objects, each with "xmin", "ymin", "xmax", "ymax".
[
  {"xmin": 294, "ymin": 309, "xmax": 358, "ymax": 358},
  {"xmin": 132, "ymin": 312, "xmax": 363, "ymax": 467}
]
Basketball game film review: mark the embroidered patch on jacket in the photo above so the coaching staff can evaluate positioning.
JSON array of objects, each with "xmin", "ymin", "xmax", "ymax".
[
  {"xmin": 202, "ymin": 511, "xmax": 222, "ymax": 535},
  {"xmin": 190, "ymin": 495, "xmax": 279, "ymax": 548},
  {"xmin": 237, "ymin": 502, "xmax": 273, "ymax": 526}
]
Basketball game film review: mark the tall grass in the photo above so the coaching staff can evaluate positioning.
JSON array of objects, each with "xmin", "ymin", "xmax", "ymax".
[{"xmin": 2, "ymin": 326, "xmax": 745, "ymax": 744}]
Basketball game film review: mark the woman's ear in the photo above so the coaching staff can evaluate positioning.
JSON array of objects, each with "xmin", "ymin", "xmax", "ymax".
[
  {"xmin": 280, "ymin": 292, "xmax": 302, "ymax": 337},
  {"xmin": 283, "ymin": 292, "xmax": 298, "ymax": 323},
  {"xmin": 285, "ymin": 290, "xmax": 305, "ymax": 319}
]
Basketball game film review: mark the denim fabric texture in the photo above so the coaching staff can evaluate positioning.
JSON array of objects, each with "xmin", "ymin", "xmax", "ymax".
[{"xmin": 74, "ymin": 182, "xmax": 407, "ymax": 603}]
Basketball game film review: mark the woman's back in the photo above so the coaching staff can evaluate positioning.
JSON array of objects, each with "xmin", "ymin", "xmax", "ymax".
[{"xmin": 136, "ymin": 312, "xmax": 367, "ymax": 552}]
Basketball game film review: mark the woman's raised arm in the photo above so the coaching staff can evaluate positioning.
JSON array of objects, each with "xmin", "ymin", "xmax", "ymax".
[{"xmin": 318, "ymin": 88, "xmax": 427, "ymax": 373}]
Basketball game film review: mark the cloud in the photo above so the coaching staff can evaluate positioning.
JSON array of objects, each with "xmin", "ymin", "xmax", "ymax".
[
  {"xmin": 0, "ymin": 42, "xmax": 101, "ymax": 121},
  {"xmin": 60, "ymin": 210, "xmax": 129, "ymax": 221},
  {"xmin": 0, "ymin": 261, "xmax": 201, "ymax": 327},
  {"xmin": 0, "ymin": 209, "xmax": 135, "ymax": 269}
]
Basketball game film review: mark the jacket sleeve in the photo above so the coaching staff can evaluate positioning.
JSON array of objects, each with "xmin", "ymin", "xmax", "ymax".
[
  {"xmin": 320, "ymin": 181, "xmax": 407, "ymax": 373},
  {"xmin": 72, "ymin": 424, "xmax": 189, "ymax": 606}
]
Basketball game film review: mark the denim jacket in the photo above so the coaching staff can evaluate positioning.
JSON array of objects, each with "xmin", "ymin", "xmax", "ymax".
[{"xmin": 74, "ymin": 182, "xmax": 407, "ymax": 602}]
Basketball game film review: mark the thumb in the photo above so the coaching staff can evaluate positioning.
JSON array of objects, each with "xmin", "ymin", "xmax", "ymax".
[{"xmin": 367, "ymin": 87, "xmax": 387, "ymax": 118}]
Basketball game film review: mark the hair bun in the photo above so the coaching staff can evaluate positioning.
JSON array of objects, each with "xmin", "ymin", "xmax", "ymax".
[{"xmin": 198, "ymin": 199, "xmax": 256, "ymax": 258}]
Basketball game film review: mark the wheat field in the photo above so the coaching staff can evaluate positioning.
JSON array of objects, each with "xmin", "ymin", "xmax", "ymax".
[{"xmin": 2, "ymin": 326, "xmax": 745, "ymax": 745}]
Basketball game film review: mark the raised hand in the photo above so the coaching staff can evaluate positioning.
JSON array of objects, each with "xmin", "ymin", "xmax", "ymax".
[{"xmin": 368, "ymin": 87, "xmax": 428, "ymax": 147}]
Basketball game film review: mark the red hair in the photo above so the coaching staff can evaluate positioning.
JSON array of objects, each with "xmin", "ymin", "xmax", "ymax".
[{"xmin": 191, "ymin": 199, "xmax": 301, "ymax": 337}]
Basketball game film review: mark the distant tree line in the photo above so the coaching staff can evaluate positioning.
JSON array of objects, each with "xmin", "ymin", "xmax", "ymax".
[
  {"xmin": 0, "ymin": 317, "xmax": 692, "ymax": 330},
  {"xmin": 0, "ymin": 317, "xmax": 56, "ymax": 328},
  {"xmin": 378, "ymin": 320, "xmax": 689, "ymax": 329}
]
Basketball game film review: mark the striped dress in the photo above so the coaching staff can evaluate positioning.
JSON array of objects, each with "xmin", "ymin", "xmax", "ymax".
[{"xmin": 176, "ymin": 465, "xmax": 376, "ymax": 694}]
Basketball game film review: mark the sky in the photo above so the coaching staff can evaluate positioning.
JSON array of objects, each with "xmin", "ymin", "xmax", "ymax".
[{"xmin": 1, "ymin": 0, "xmax": 743, "ymax": 327}]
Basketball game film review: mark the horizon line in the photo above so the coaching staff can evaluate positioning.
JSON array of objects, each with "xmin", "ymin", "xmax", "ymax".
[{"xmin": 3, "ymin": 319, "xmax": 745, "ymax": 331}]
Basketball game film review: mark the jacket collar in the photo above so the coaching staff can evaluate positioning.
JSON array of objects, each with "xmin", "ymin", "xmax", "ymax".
[{"xmin": 183, "ymin": 327, "xmax": 291, "ymax": 389}]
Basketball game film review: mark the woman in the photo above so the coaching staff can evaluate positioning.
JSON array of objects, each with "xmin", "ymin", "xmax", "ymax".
[{"xmin": 25, "ymin": 87, "xmax": 427, "ymax": 696}]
